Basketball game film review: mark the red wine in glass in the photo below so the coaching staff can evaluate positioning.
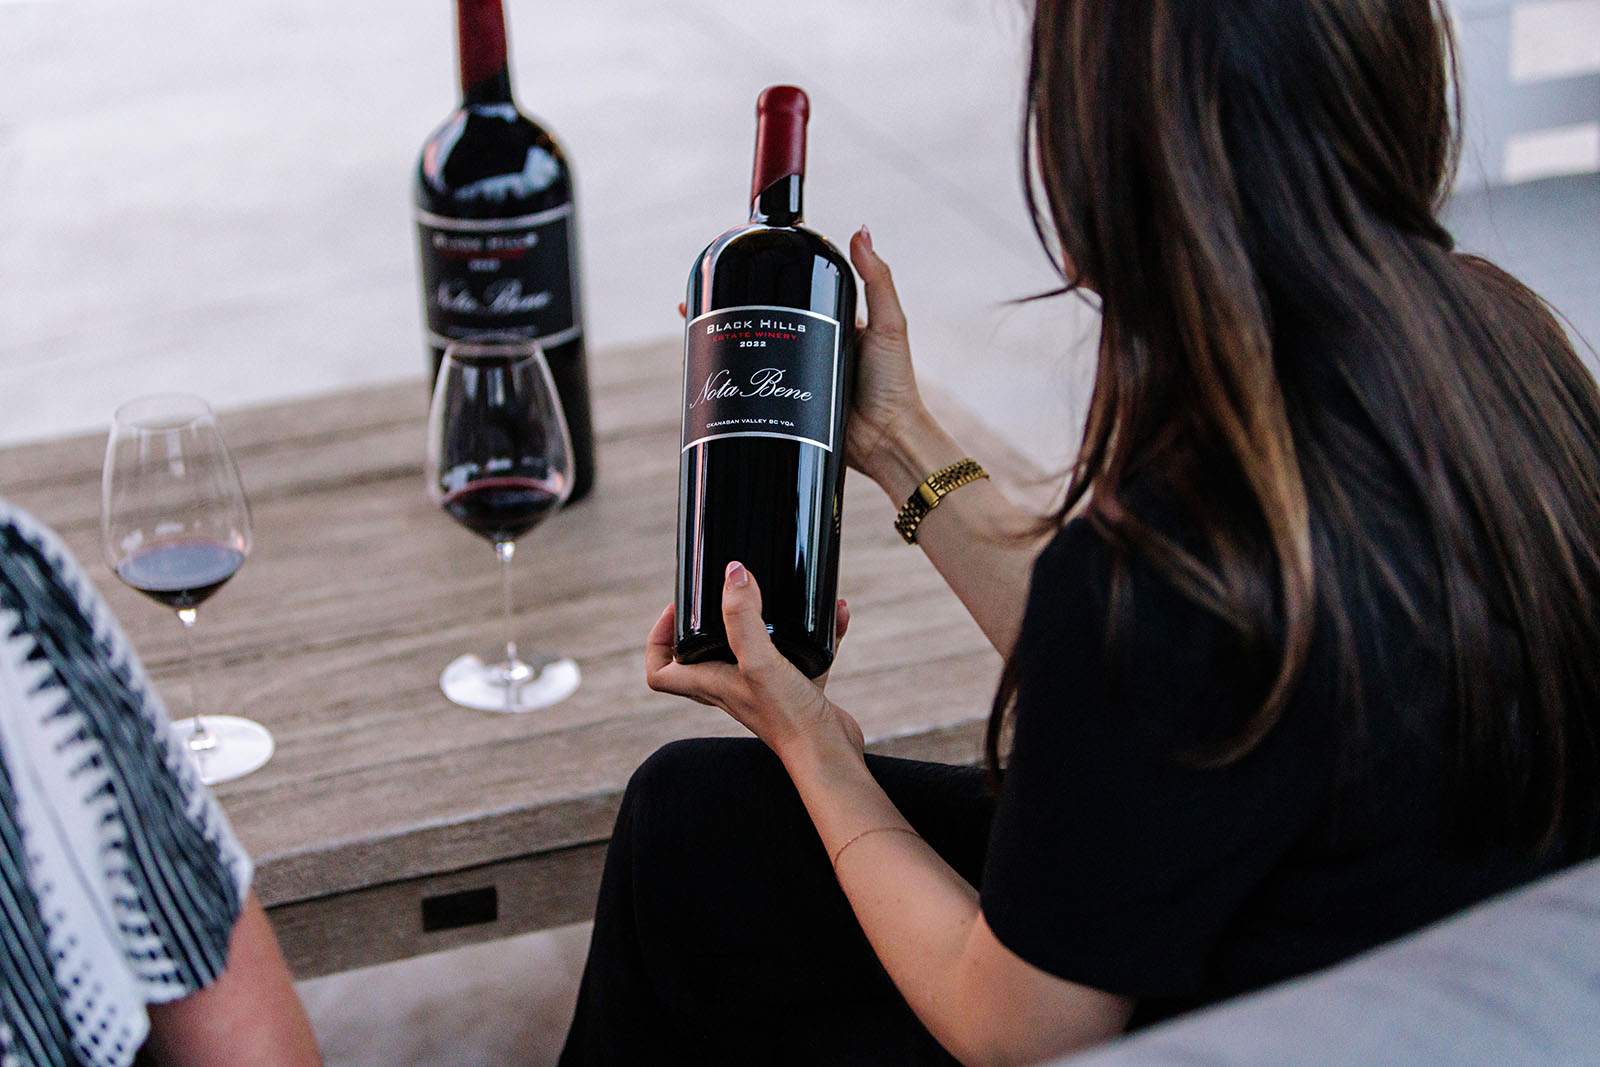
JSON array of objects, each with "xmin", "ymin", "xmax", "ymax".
[
  {"xmin": 114, "ymin": 540, "xmax": 246, "ymax": 610},
  {"xmin": 440, "ymin": 475, "xmax": 567, "ymax": 543},
  {"xmin": 427, "ymin": 341, "xmax": 581, "ymax": 712}
]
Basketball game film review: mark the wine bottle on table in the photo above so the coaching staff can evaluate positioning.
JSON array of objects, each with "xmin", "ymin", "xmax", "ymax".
[
  {"xmin": 414, "ymin": 0, "xmax": 596, "ymax": 501},
  {"xmin": 674, "ymin": 85, "xmax": 858, "ymax": 679}
]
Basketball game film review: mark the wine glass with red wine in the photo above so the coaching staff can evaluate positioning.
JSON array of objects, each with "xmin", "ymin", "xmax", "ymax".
[
  {"xmin": 426, "ymin": 340, "xmax": 581, "ymax": 712},
  {"xmin": 101, "ymin": 394, "xmax": 274, "ymax": 784}
]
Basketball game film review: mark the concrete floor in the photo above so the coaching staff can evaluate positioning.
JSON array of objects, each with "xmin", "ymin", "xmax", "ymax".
[{"xmin": 1, "ymin": 1, "xmax": 1594, "ymax": 1063}]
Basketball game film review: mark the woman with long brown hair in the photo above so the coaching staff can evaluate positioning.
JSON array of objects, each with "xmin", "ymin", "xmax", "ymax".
[{"xmin": 560, "ymin": 0, "xmax": 1600, "ymax": 1062}]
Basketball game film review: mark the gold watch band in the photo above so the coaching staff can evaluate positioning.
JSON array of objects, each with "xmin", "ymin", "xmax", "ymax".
[{"xmin": 894, "ymin": 458, "xmax": 989, "ymax": 545}]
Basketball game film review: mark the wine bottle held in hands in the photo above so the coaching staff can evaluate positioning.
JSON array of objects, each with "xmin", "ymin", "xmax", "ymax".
[
  {"xmin": 414, "ymin": 0, "xmax": 597, "ymax": 501},
  {"xmin": 674, "ymin": 85, "xmax": 858, "ymax": 678}
]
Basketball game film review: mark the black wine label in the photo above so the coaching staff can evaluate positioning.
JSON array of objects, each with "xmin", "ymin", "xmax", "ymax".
[
  {"xmin": 416, "ymin": 204, "xmax": 581, "ymax": 348},
  {"xmin": 682, "ymin": 306, "xmax": 841, "ymax": 452}
]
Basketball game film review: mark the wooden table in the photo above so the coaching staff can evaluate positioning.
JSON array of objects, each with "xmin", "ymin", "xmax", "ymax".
[{"xmin": 0, "ymin": 339, "xmax": 1044, "ymax": 978}]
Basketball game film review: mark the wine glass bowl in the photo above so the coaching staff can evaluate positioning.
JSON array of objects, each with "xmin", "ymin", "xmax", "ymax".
[
  {"xmin": 426, "ymin": 341, "xmax": 580, "ymax": 712},
  {"xmin": 101, "ymin": 394, "xmax": 274, "ymax": 784}
]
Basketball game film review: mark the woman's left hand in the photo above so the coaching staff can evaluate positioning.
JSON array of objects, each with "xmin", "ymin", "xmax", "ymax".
[{"xmin": 645, "ymin": 561, "xmax": 865, "ymax": 766}]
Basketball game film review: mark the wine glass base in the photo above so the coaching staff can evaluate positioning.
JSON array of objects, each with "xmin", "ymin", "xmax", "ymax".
[
  {"xmin": 169, "ymin": 715, "xmax": 274, "ymax": 785},
  {"xmin": 440, "ymin": 654, "xmax": 581, "ymax": 713}
]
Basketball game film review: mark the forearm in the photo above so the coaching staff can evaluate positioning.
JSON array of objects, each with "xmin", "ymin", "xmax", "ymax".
[
  {"xmin": 865, "ymin": 407, "xmax": 1047, "ymax": 658},
  {"xmin": 781, "ymin": 740, "xmax": 980, "ymax": 1052},
  {"xmin": 647, "ymin": 540, "xmax": 1127, "ymax": 1062},
  {"xmin": 780, "ymin": 736, "xmax": 1126, "ymax": 1065}
]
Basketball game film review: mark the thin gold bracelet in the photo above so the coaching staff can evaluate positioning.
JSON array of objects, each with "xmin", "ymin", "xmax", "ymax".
[{"xmin": 830, "ymin": 825, "xmax": 923, "ymax": 875}]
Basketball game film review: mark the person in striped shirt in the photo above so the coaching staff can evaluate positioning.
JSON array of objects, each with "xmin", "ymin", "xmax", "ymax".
[{"xmin": 0, "ymin": 498, "xmax": 320, "ymax": 1067}]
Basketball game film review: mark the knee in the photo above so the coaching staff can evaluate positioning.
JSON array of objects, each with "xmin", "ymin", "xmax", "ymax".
[
  {"xmin": 616, "ymin": 737, "xmax": 825, "ymax": 937},
  {"xmin": 624, "ymin": 736, "xmax": 779, "ymax": 811},
  {"xmin": 617, "ymin": 736, "xmax": 798, "ymax": 858}
]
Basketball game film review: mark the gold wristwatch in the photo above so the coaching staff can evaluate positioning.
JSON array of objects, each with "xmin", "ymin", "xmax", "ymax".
[{"xmin": 893, "ymin": 458, "xmax": 989, "ymax": 545}]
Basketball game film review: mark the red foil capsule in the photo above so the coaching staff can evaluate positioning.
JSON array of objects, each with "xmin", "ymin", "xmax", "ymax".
[{"xmin": 750, "ymin": 85, "xmax": 810, "ymax": 204}]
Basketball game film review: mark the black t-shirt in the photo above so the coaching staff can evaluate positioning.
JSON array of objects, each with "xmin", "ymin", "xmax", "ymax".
[{"xmin": 979, "ymin": 500, "xmax": 1560, "ymax": 1028}]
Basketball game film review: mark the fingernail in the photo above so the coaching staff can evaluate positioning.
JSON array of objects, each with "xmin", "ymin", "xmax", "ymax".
[
  {"xmin": 858, "ymin": 225, "xmax": 873, "ymax": 252},
  {"xmin": 726, "ymin": 561, "xmax": 749, "ymax": 587},
  {"xmin": 838, "ymin": 598, "xmax": 847, "ymax": 610}
]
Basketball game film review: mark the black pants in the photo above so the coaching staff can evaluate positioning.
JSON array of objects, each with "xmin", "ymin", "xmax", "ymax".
[{"xmin": 558, "ymin": 738, "xmax": 996, "ymax": 1066}]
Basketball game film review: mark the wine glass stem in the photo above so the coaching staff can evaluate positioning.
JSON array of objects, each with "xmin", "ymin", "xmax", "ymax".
[
  {"xmin": 177, "ymin": 608, "xmax": 217, "ymax": 752},
  {"xmin": 496, "ymin": 540, "xmax": 518, "ymax": 673}
]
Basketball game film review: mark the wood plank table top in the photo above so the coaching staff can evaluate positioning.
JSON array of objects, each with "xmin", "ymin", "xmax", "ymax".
[{"xmin": 0, "ymin": 339, "xmax": 1047, "ymax": 977}]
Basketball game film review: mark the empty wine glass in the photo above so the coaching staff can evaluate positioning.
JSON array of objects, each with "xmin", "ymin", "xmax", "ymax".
[
  {"xmin": 426, "ymin": 340, "xmax": 581, "ymax": 712},
  {"xmin": 101, "ymin": 394, "xmax": 274, "ymax": 784}
]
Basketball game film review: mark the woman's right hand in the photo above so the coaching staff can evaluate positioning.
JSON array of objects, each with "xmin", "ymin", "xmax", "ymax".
[{"xmin": 847, "ymin": 227, "xmax": 931, "ymax": 490}]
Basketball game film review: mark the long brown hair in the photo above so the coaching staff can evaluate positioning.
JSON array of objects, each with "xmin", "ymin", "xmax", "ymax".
[{"xmin": 989, "ymin": 0, "xmax": 1600, "ymax": 853}]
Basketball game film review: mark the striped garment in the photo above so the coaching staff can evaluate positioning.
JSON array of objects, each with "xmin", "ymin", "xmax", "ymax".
[{"xmin": 0, "ymin": 498, "xmax": 250, "ymax": 1067}]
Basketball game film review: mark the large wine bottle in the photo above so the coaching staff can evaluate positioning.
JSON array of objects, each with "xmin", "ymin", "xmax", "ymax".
[
  {"xmin": 414, "ymin": 0, "xmax": 596, "ymax": 501},
  {"xmin": 674, "ymin": 86, "xmax": 858, "ymax": 679}
]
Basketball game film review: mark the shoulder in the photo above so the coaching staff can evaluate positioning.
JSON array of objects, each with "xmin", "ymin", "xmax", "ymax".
[
  {"xmin": 1026, "ymin": 516, "xmax": 1115, "ymax": 613},
  {"xmin": 1017, "ymin": 488, "xmax": 1276, "ymax": 753},
  {"xmin": 0, "ymin": 496, "xmax": 125, "ymax": 706},
  {"xmin": 0, "ymin": 495, "xmax": 92, "ymax": 599},
  {"xmin": 1024, "ymin": 490, "xmax": 1229, "ymax": 659},
  {"xmin": 0, "ymin": 495, "xmax": 146, "ymax": 722}
]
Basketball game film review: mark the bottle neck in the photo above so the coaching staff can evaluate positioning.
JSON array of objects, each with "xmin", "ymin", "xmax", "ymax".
[
  {"xmin": 750, "ymin": 175, "xmax": 804, "ymax": 227},
  {"xmin": 457, "ymin": 0, "xmax": 515, "ymax": 106},
  {"xmin": 748, "ymin": 87, "xmax": 809, "ymax": 227}
]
